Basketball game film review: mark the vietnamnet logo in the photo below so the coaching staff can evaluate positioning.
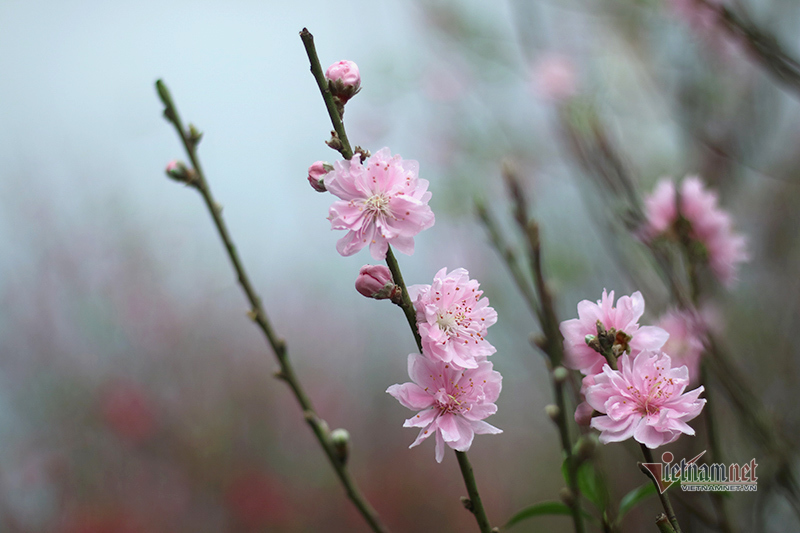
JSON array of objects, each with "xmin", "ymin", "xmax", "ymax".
[{"xmin": 642, "ymin": 451, "xmax": 758, "ymax": 493}]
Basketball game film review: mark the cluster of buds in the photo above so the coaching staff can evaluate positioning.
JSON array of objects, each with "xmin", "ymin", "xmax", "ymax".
[{"xmin": 584, "ymin": 319, "xmax": 632, "ymax": 367}]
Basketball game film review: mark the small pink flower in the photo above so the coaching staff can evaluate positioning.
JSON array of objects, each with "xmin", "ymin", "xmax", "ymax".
[
  {"xmin": 559, "ymin": 290, "xmax": 669, "ymax": 376},
  {"xmin": 326, "ymin": 60, "xmax": 361, "ymax": 102},
  {"xmin": 530, "ymin": 53, "xmax": 578, "ymax": 102},
  {"xmin": 656, "ymin": 309, "xmax": 706, "ymax": 385},
  {"xmin": 409, "ymin": 268, "xmax": 497, "ymax": 369},
  {"xmin": 574, "ymin": 375, "xmax": 597, "ymax": 426},
  {"xmin": 387, "ymin": 353, "xmax": 502, "ymax": 463},
  {"xmin": 642, "ymin": 176, "xmax": 749, "ymax": 286},
  {"xmin": 586, "ymin": 351, "xmax": 705, "ymax": 448},
  {"xmin": 641, "ymin": 179, "xmax": 677, "ymax": 239},
  {"xmin": 355, "ymin": 264, "xmax": 397, "ymax": 300},
  {"xmin": 325, "ymin": 148, "xmax": 434, "ymax": 260},
  {"xmin": 307, "ymin": 161, "xmax": 331, "ymax": 193}
]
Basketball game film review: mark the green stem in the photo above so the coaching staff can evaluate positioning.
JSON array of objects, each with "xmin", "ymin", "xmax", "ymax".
[
  {"xmin": 299, "ymin": 28, "xmax": 354, "ymax": 160},
  {"xmin": 384, "ymin": 246, "xmax": 423, "ymax": 352},
  {"xmin": 553, "ymin": 373, "xmax": 587, "ymax": 533},
  {"xmin": 456, "ymin": 451, "xmax": 493, "ymax": 533},
  {"xmin": 640, "ymin": 445, "xmax": 682, "ymax": 533},
  {"xmin": 156, "ymin": 80, "xmax": 388, "ymax": 533}
]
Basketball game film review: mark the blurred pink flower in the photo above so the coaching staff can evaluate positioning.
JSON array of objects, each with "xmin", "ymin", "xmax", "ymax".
[
  {"xmin": 101, "ymin": 381, "xmax": 156, "ymax": 444},
  {"xmin": 657, "ymin": 308, "xmax": 707, "ymax": 384},
  {"xmin": 586, "ymin": 351, "xmax": 705, "ymax": 448},
  {"xmin": 642, "ymin": 179, "xmax": 677, "ymax": 239},
  {"xmin": 574, "ymin": 375, "xmax": 597, "ymax": 426},
  {"xmin": 409, "ymin": 268, "xmax": 497, "ymax": 369},
  {"xmin": 225, "ymin": 472, "xmax": 288, "ymax": 530},
  {"xmin": 355, "ymin": 264, "xmax": 397, "ymax": 300},
  {"xmin": 325, "ymin": 148, "xmax": 435, "ymax": 260},
  {"xmin": 642, "ymin": 176, "xmax": 749, "ymax": 285},
  {"xmin": 530, "ymin": 53, "xmax": 578, "ymax": 101},
  {"xmin": 387, "ymin": 353, "xmax": 502, "ymax": 463},
  {"xmin": 559, "ymin": 290, "xmax": 669, "ymax": 376}
]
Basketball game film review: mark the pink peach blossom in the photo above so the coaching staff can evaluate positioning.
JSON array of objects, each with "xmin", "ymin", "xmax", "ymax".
[
  {"xmin": 559, "ymin": 290, "xmax": 669, "ymax": 376},
  {"xmin": 409, "ymin": 268, "xmax": 497, "ymax": 369},
  {"xmin": 656, "ymin": 308, "xmax": 706, "ymax": 385},
  {"xmin": 387, "ymin": 353, "xmax": 502, "ymax": 463},
  {"xmin": 325, "ymin": 60, "xmax": 361, "ymax": 102},
  {"xmin": 642, "ymin": 179, "xmax": 677, "ymax": 239},
  {"xmin": 586, "ymin": 351, "xmax": 705, "ymax": 448},
  {"xmin": 642, "ymin": 176, "xmax": 749, "ymax": 286},
  {"xmin": 530, "ymin": 53, "xmax": 578, "ymax": 102},
  {"xmin": 324, "ymin": 148, "xmax": 434, "ymax": 260}
]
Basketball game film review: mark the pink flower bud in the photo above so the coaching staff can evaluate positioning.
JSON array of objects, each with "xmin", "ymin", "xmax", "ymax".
[
  {"xmin": 165, "ymin": 160, "xmax": 192, "ymax": 183},
  {"xmin": 574, "ymin": 401, "xmax": 594, "ymax": 426},
  {"xmin": 325, "ymin": 60, "xmax": 361, "ymax": 103},
  {"xmin": 307, "ymin": 161, "xmax": 331, "ymax": 193},
  {"xmin": 355, "ymin": 265, "xmax": 396, "ymax": 300}
]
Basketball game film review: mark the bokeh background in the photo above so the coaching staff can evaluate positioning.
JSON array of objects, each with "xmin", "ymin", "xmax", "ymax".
[{"xmin": 1, "ymin": 0, "xmax": 799, "ymax": 531}]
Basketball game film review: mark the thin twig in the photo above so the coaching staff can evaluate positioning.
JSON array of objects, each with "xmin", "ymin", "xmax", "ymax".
[
  {"xmin": 156, "ymin": 79, "xmax": 388, "ymax": 533},
  {"xmin": 640, "ymin": 446, "xmax": 683, "ymax": 533},
  {"xmin": 300, "ymin": 28, "xmax": 354, "ymax": 160},
  {"xmin": 456, "ymin": 451, "xmax": 494, "ymax": 533}
]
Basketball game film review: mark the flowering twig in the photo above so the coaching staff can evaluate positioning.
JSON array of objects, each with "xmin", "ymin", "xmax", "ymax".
[
  {"xmin": 300, "ymin": 28, "xmax": 495, "ymax": 533},
  {"xmin": 384, "ymin": 247, "xmax": 423, "ymax": 352},
  {"xmin": 300, "ymin": 28, "xmax": 354, "ymax": 160},
  {"xmin": 386, "ymin": 246, "xmax": 495, "ymax": 533},
  {"xmin": 155, "ymin": 79, "xmax": 389, "ymax": 533}
]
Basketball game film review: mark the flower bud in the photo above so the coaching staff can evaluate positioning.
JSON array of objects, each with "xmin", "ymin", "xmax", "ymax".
[
  {"xmin": 355, "ymin": 265, "xmax": 397, "ymax": 300},
  {"xmin": 574, "ymin": 401, "xmax": 594, "ymax": 426},
  {"xmin": 165, "ymin": 160, "xmax": 193, "ymax": 184},
  {"xmin": 330, "ymin": 428, "xmax": 350, "ymax": 465},
  {"xmin": 545, "ymin": 404, "xmax": 561, "ymax": 422},
  {"xmin": 325, "ymin": 60, "xmax": 361, "ymax": 104},
  {"xmin": 307, "ymin": 161, "xmax": 332, "ymax": 193}
]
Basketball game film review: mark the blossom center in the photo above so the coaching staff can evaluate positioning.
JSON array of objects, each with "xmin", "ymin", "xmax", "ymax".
[
  {"xmin": 434, "ymin": 387, "xmax": 463, "ymax": 414},
  {"xmin": 365, "ymin": 193, "xmax": 390, "ymax": 215},
  {"xmin": 436, "ymin": 312, "xmax": 458, "ymax": 333}
]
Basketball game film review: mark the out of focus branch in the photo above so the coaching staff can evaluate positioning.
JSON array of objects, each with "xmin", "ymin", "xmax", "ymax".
[
  {"xmin": 155, "ymin": 79, "xmax": 389, "ymax": 533},
  {"xmin": 702, "ymin": 0, "xmax": 800, "ymax": 99}
]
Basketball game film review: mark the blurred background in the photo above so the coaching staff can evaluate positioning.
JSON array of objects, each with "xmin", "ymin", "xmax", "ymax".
[{"xmin": 1, "ymin": 0, "xmax": 799, "ymax": 531}]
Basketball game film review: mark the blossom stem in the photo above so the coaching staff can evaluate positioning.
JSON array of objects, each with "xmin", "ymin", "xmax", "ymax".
[
  {"xmin": 155, "ymin": 80, "xmax": 389, "ymax": 533},
  {"xmin": 640, "ymin": 445, "xmax": 682, "ymax": 533},
  {"xmin": 384, "ymin": 246, "xmax": 423, "ymax": 352},
  {"xmin": 299, "ymin": 28, "xmax": 354, "ymax": 160},
  {"xmin": 383, "ymin": 247, "xmax": 495, "ymax": 533},
  {"xmin": 456, "ymin": 451, "xmax": 493, "ymax": 533}
]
